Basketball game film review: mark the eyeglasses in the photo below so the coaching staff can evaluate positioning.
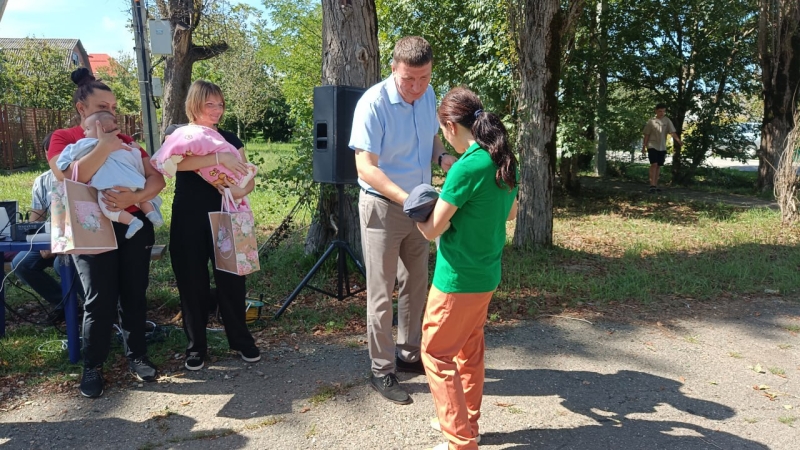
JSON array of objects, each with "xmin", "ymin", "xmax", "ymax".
[{"xmin": 204, "ymin": 102, "xmax": 225, "ymax": 110}]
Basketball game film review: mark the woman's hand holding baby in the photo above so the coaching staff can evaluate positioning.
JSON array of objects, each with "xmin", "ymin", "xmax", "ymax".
[
  {"xmin": 102, "ymin": 187, "xmax": 139, "ymax": 211},
  {"xmin": 95, "ymin": 120, "xmax": 131, "ymax": 152},
  {"xmin": 219, "ymin": 152, "xmax": 249, "ymax": 176}
]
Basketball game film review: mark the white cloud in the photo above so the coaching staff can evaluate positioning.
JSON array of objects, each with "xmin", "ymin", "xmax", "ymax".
[{"xmin": 101, "ymin": 16, "xmax": 118, "ymax": 31}]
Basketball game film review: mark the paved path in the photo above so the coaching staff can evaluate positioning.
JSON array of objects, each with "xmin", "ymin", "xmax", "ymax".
[{"xmin": 1, "ymin": 298, "xmax": 798, "ymax": 449}]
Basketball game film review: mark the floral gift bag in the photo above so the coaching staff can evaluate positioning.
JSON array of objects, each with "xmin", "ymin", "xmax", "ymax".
[
  {"xmin": 208, "ymin": 189, "xmax": 260, "ymax": 276},
  {"xmin": 50, "ymin": 165, "xmax": 118, "ymax": 254}
]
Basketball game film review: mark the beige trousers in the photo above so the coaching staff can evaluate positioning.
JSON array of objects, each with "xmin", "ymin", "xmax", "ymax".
[{"xmin": 359, "ymin": 191, "xmax": 429, "ymax": 376}]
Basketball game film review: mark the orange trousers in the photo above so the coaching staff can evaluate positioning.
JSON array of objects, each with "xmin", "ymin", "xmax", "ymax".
[{"xmin": 421, "ymin": 285, "xmax": 494, "ymax": 450}]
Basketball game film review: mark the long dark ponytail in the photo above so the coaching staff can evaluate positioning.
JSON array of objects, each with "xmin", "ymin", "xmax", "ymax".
[{"xmin": 438, "ymin": 86, "xmax": 517, "ymax": 190}]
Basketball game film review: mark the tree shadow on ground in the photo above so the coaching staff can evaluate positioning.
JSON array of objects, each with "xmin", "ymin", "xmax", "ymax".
[
  {"xmin": 0, "ymin": 413, "xmax": 248, "ymax": 449},
  {"xmin": 483, "ymin": 419, "xmax": 767, "ymax": 449},
  {"xmin": 404, "ymin": 367, "xmax": 767, "ymax": 449}
]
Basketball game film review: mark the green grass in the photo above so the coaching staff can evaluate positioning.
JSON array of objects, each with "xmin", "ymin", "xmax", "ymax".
[
  {"xmin": 610, "ymin": 162, "xmax": 765, "ymax": 197},
  {"xmin": 2, "ymin": 147, "xmax": 800, "ymax": 386},
  {"xmin": 768, "ymin": 367, "xmax": 785, "ymax": 376},
  {"xmin": 778, "ymin": 416, "xmax": 797, "ymax": 427}
]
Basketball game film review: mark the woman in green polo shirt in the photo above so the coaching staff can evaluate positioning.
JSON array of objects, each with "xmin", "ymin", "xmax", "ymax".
[{"xmin": 417, "ymin": 86, "xmax": 518, "ymax": 450}]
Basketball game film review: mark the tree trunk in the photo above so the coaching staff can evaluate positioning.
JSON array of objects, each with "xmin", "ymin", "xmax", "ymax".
[
  {"xmin": 757, "ymin": 0, "xmax": 800, "ymax": 192},
  {"xmin": 594, "ymin": 0, "xmax": 608, "ymax": 177},
  {"xmin": 669, "ymin": 109, "xmax": 687, "ymax": 184},
  {"xmin": 511, "ymin": 0, "xmax": 563, "ymax": 248},
  {"xmin": 156, "ymin": 0, "xmax": 229, "ymax": 133},
  {"xmin": 305, "ymin": 0, "xmax": 380, "ymax": 256},
  {"xmin": 161, "ymin": 27, "xmax": 193, "ymax": 130}
]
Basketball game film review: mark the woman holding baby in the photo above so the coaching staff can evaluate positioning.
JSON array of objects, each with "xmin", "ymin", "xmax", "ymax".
[
  {"xmin": 165, "ymin": 80, "xmax": 261, "ymax": 371},
  {"xmin": 48, "ymin": 68, "xmax": 165, "ymax": 398}
]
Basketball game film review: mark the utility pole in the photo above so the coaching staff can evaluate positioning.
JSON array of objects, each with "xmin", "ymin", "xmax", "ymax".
[
  {"xmin": 131, "ymin": 0, "xmax": 160, "ymax": 154},
  {"xmin": 0, "ymin": 0, "xmax": 7, "ymax": 23}
]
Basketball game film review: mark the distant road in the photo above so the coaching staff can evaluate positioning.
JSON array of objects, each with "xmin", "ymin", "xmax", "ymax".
[{"xmin": 607, "ymin": 151, "xmax": 763, "ymax": 172}]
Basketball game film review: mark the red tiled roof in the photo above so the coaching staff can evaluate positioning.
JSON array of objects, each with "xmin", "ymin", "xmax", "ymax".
[{"xmin": 88, "ymin": 53, "xmax": 115, "ymax": 76}]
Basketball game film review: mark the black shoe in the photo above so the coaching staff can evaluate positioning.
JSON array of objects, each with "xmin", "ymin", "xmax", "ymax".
[
  {"xmin": 129, "ymin": 356, "xmax": 158, "ymax": 382},
  {"xmin": 370, "ymin": 373, "xmax": 412, "ymax": 405},
  {"xmin": 80, "ymin": 366, "xmax": 104, "ymax": 398},
  {"xmin": 396, "ymin": 355, "xmax": 425, "ymax": 375},
  {"xmin": 239, "ymin": 347, "xmax": 261, "ymax": 363},
  {"xmin": 185, "ymin": 352, "xmax": 205, "ymax": 371}
]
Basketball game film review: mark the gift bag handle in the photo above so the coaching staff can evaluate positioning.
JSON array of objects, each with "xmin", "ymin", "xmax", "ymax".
[
  {"xmin": 219, "ymin": 188, "xmax": 240, "ymax": 213},
  {"xmin": 70, "ymin": 161, "xmax": 81, "ymax": 182}
]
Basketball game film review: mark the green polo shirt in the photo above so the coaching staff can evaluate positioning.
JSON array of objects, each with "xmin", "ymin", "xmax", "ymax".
[{"xmin": 433, "ymin": 143, "xmax": 518, "ymax": 293}]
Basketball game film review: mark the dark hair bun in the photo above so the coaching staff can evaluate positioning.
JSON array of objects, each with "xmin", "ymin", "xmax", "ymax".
[{"xmin": 70, "ymin": 67, "xmax": 96, "ymax": 86}]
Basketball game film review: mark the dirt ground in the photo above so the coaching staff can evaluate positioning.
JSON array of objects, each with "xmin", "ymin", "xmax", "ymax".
[
  {"xmin": 0, "ymin": 296, "xmax": 798, "ymax": 450},
  {"xmin": 1, "ymin": 177, "xmax": 796, "ymax": 449}
]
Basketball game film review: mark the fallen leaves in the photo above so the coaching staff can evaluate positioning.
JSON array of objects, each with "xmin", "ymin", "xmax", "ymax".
[{"xmin": 752, "ymin": 385, "xmax": 779, "ymax": 401}]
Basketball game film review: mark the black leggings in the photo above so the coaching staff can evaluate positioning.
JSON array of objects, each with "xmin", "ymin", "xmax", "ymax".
[
  {"xmin": 75, "ymin": 210, "xmax": 154, "ymax": 368},
  {"xmin": 170, "ymin": 192, "xmax": 254, "ymax": 357}
]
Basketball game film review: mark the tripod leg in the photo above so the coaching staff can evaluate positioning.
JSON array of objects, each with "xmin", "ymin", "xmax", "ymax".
[
  {"xmin": 337, "ymin": 243, "xmax": 346, "ymax": 300},
  {"xmin": 342, "ymin": 243, "xmax": 367, "ymax": 278},
  {"xmin": 274, "ymin": 242, "xmax": 338, "ymax": 319}
]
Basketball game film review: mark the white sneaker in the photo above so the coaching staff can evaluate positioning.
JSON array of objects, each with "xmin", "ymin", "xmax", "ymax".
[
  {"xmin": 425, "ymin": 443, "xmax": 448, "ymax": 450},
  {"xmin": 429, "ymin": 417, "xmax": 481, "ymax": 443}
]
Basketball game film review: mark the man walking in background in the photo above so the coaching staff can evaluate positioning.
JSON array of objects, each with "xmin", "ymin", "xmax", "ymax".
[{"xmin": 642, "ymin": 103, "xmax": 683, "ymax": 192}]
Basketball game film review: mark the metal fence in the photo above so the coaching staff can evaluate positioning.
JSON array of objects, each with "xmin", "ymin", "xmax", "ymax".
[{"xmin": 0, "ymin": 104, "xmax": 142, "ymax": 170}]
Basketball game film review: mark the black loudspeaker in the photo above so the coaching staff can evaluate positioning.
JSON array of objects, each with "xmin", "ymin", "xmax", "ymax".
[{"xmin": 312, "ymin": 85, "xmax": 366, "ymax": 184}]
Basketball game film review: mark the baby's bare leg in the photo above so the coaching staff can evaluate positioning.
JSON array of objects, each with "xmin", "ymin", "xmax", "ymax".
[
  {"xmin": 139, "ymin": 201, "xmax": 154, "ymax": 214},
  {"xmin": 116, "ymin": 210, "xmax": 135, "ymax": 225}
]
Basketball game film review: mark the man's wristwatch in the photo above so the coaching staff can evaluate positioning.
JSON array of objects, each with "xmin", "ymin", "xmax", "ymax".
[{"xmin": 438, "ymin": 154, "xmax": 444, "ymax": 167}]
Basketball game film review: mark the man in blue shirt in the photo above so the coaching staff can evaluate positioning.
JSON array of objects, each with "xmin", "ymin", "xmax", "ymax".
[{"xmin": 350, "ymin": 36, "xmax": 457, "ymax": 405}]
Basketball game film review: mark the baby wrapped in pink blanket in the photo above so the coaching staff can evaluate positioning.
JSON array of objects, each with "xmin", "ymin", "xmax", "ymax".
[{"xmin": 152, "ymin": 124, "xmax": 257, "ymax": 207}]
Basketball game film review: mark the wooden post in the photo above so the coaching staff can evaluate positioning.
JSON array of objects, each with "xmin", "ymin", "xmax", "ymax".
[
  {"xmin": 32, "ymin": 108, "xmax": 40, "ymax": 161},
  {"xmin": 0, "ymin": 105, "xmax": 9, "ymax": 170}
]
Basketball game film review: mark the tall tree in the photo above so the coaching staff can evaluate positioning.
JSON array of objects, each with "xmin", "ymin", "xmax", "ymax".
[
  {"xmin": 510, "ymin": 0, "xmax": 584, "ymax": 247},
  {"xmin": 1, "ymin": 39, "xmax": 75, "ymax": 110},
  {"xmin": 305, "ymin": 0, "xmax": 380, "ymax": 254},
  {"xmin": 376, "ymin": 0, "xmax": 515, "ymax": 116},
  {"xmin": 608, "ymin": 0, "xmax": 759, "ymax": 183},
  {"xmin": 757, "ymin": 0, "xmax": 800, "ymax": 191},
  {"xmin": 193, "ymin": 5, "xmax": 274, "ymax": 142},
  {"xmin": 257, "ymin": 0, "xmax": 322, "ymax": 129},
  {"xmin": 594, "ymin": 0, "xmax": 609, "ymax": 177},
  {"xmin": 154, "ymin": 0, "xmax": 231, "ymax": 130}
]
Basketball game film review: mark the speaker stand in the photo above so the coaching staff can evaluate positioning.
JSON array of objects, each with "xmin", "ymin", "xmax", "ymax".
[{"xmin": 274, "ymin": 184, "xmax": 366, "ymax": 319}]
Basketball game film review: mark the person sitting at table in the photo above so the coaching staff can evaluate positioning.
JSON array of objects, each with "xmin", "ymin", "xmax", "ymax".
[{"xmin": 11, "ymin": 135, "xmax": 84, "ymax": 324}]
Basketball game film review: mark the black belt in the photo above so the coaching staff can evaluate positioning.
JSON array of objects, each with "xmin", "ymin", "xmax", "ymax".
[{"xmin": 361, "ymin": 188, "xmax": 396, "ymax": 204}]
